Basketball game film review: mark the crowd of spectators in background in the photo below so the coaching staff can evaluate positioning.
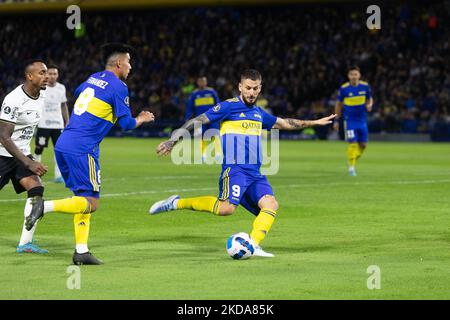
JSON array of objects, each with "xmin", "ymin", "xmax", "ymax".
[{"xmin": 1, "ymin": 1, "xmax": 449, "ymax": 137}]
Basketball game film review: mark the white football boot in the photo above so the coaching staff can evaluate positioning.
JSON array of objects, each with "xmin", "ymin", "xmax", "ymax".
[
  {"xmin": 149, "ymin": 195, "xmax": 180, "ymax": 215},
  {"xmin": 253, "ymin": 245, "xmax": 275, "ymax": 258}
]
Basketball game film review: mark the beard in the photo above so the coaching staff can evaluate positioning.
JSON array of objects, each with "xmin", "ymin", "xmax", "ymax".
[{"xmin": 242, "ymin": 95, "xmax": 257, "ymax": 106}]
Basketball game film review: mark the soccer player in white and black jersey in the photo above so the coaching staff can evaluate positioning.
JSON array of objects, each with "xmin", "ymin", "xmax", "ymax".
[
  {"xmin": 33, "ymin": 65, "xmax": 69, "ymax": 183},
  {"xmin": 0, "ymin": 59, "xmax": 49, "ymax": 253}
]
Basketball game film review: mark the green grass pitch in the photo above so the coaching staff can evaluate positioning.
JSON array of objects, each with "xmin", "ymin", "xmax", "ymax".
[{"xmin": 0, "ymin": 138, "xmax": 449, "ymax": 299}]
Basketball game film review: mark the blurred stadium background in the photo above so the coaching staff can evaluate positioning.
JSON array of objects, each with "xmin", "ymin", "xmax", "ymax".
[{"xmin": 1, "ymin": 0, "xmax": 449, "ymax": 142}]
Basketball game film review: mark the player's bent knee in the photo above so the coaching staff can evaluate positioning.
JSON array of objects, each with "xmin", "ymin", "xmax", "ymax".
[
  {"xmin": 218, "ymin": 202, "xmax": 236, "ymax": 216},
  {"xmin": 269, "ymin": 199, "xmax": 279, "ymax": 211},
  {"xmin": 259, "ymin": 195, "xmax": 279, "ymax": 211},
  {"xmin": 20, "ymin": 176, "xmax": 43, "ymax": 191},
  {"xmin": 86, "ymin": 197, "xmax": 99, "ymax": 213},
  {"xmin": 359, "ymin": 142, "xmax": 367, "ymax": 149}
]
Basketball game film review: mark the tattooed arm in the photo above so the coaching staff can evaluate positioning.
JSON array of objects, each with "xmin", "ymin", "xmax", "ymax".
[
  {"xmin": 272, "ymin": 114, "xmax": 337, "ymax": 130},
  {"xmin": 156, "ymin": 113, "xmax": 211, "ymax": 156}
]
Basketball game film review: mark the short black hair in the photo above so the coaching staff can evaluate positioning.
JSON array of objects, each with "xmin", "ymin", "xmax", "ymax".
[
  {"xmin": 348, "ymin": 66, "xmax": 361, "ymax": 73},
  {"xmin": 23, "ymin": 59, "xmax": 46, "ymax": 73},
  {"xmin": 101, "ymin": 43, "xmax": 134, "ymax": 65},
  {"xmin": 240, "ymin": 69, "xmax": 262, "ymax": 82},
  {"xmin": 47, "ymin": 64, "xmax": 59, "ymax": 71}
]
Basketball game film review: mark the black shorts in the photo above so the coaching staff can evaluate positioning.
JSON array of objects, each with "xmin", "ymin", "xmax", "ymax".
[
  {"xmin": 35, "ymin": 128, "xmax": 62, "ymax": 149},
  {"xmin": 0, "ymin": 155, "xmax": 35, "ymax": 194}
]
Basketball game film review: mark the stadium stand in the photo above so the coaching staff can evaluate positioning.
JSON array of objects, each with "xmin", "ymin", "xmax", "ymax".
[{"xmin": 0, "ymin": 2, "xmax": 449, "ymax": 139}]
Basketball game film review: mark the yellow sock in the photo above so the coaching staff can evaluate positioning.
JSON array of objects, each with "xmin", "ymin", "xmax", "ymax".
[
  {"xmin": 52, "ymin": 196, "xmax": 91, "ymax": 214},
  {"xmin": 201, "ymin": 139, "xmax": 208, "ymax": 157},
  {"xmin": 177, "ymin": 196, "xmax": 220, "ymax": 215},
  {"xmin": 347, "ymin": 143, "xmax": 359, "ymax": 167},
  {"xmin": 213, "ymin": 136, "xmax": 222, "ymax": 157},
  {"xmin": 356, "ymin": 145, "xmax": 364, "ymax": 160},
  {"xmin": 250, "ymin": 208, "xmax": 277, "ymax": 245},
  {"xmin": 74, "ymin": 213, "xmax": 90, "ymax": 248}
]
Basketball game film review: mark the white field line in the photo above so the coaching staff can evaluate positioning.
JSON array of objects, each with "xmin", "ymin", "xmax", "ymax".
[{"xmin": 1, "ymin": 179, "xmax": 450, "ymax": 203}]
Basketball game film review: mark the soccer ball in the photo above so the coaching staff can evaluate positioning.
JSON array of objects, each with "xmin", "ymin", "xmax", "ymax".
[{"xmin": 226, "ymin": 232, "xmax": 255, "ymax": 260}]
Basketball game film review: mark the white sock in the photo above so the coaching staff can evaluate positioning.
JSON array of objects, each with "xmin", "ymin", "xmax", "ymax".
[
  {"xmin": 76, "ymin": 244, "xmax": 89, "ymax": 254},
  {"xmin": 18, "ymin": 198, "xmax": 37, "ymax": 246},
  {"xmin": 54, "ymin": 156, "xmax": 62, "ymax": 179},
  {"xmin": 44, "ymin": 200, "xmax": 54, "ymax": 213},
  {"xmin": 34, "ymin": 154, "xmax": 41, "ymax": 162},
  {"xmin": 173, "ymin": 199, "xmax": 179, "ymax": 209}
]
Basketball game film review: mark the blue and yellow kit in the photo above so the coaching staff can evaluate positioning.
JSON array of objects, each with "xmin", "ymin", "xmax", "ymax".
[
  {"xmin": 186, "ymin": 87, "xmax": 220, "ymax": 131},
  {"xmin": 55, "ymin": 70, "xmax": 136, "ymax": 198},
  {"xmin": 337, "ymin": 81, "xmax": 372, "ymax": 143},
  {"xmin": 204, "ymin": 97, "xmax": 278, "ymax": 215}
]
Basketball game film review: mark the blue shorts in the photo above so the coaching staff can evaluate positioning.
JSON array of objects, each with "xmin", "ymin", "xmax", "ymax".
[
  {"xmin": 55, "ymin": 151, "xmax": 101, "ymax": 198},
  {"xmin": 218, "ymin": 166, "xmax": 274, "ymax": 216},
  {"xmin": 344, "ymin": 121, "xmax": 368, "ymax": 143}
]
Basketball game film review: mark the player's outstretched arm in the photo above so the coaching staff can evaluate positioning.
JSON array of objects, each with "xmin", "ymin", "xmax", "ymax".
[
  {"xmin": 272, "ymin": 114, "xmax": 337, "ymax": 130},
  {"xmin": 0, "ymin": 120, "xmax": 48, "ymax": 176},
  {"xmin": 156, "ymin": 114, "xmax": 210, "ymax": 156},
  {"xmin": 117, "ymin": 110, "xmax": 155, "ymax": 130}
]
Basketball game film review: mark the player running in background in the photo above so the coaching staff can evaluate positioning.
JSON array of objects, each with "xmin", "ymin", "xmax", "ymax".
[
  {"xmin": 25, "ymin": 43, "xmax": 155, "ymax": 265},
  {"xmin": 334, "ymin": 66, "xmax": 373, "ymax": 176},
  {"xmin": 150, "ymin": 69, "xmax": 336, "ymax": 257},
  {"xmin": 33, "ymin": 65, "xmax": 69, "ymax": 183},
  {"xmin": 185, "ymin": 76, "xmax": 221, "ymax": 160},
  {"xmin": 0, "ymin": 59, "xmax": 50, "ymax": 253}
]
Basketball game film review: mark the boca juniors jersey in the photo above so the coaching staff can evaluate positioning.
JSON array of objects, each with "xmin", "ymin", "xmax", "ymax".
[
  {"xmin": 337, "ymin": 81, "xmax": 372, "ymax": 123},
  {"xmin": 55, "ymin": 70, "xmax": 133, "ymax": 155},
  {"xmin": 186, "ymin": 88, "xmax": 220, "ymax": 120},
  {"xmin": 204, "ymin": 97, "xmax": 277, "ymax": 175}
]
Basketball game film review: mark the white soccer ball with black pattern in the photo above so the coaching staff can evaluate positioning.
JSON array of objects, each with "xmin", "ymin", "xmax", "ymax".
[{"xmin": 226, "ymin": 232, "xmax": 255, "ymax": 260}]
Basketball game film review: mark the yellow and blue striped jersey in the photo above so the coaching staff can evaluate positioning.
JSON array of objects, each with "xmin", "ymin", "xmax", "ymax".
[
  {"xmin": 204, "ymin": 97, "xmax": 277, "ymax": 175},
  {"xmin": 186, "ymin": 87, "xmax": 220, "ymax": 120},
  {"xmin": 338, "ymin": 81, "xmax": 372, "ymax": 122},
  {"xmin": 55, "ymin": 70, "xmax": 135, "ymax": 155}
]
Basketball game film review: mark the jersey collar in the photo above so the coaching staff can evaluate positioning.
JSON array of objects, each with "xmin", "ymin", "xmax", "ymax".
[{"xmin": 21, "ymin": 85, "xmax": 40, "ymax": 100}]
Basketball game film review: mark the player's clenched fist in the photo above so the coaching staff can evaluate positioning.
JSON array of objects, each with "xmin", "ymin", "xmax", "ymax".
[{"xmin": 137, "ymin": 111, "xmax": 155, "ymax": 123}]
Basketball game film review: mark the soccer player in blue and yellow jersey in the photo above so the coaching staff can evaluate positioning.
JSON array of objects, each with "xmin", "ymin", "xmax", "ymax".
[
  {"xmin": 25, "ymin": 43, "xmax": 155, "ymax": 265},
  {"xmin": 334, "ymin": 66, "xmax": 373, "ymax": 176},
  {"xmin": 150, "ymin": 69, "xmax": 335, "ymax": 257},
  {"xmin": 186, "ymin": 76, "xmax": 221, "ymax": 159}
]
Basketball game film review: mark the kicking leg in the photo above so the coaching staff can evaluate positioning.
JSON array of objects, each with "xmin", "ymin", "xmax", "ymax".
[{"xmin": 149, "ymin": 195, "xmax": 236, "ymax": 216}]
